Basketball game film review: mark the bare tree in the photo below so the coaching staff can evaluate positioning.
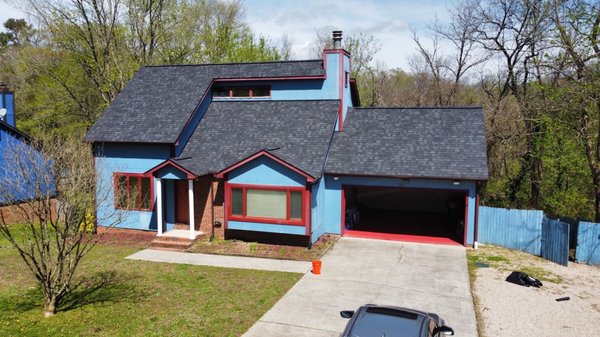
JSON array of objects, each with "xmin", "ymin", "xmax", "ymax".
[
  {"xmin": 310, "ymin": 29, "xmax": 381, "ymax": 75},
  {"xmin": 0, "ymin": 135, "xmax": 125, "ymax": 317},
  {"xmin": 467, "ymin": 0, "xmax": 550, "ymax": 207}
]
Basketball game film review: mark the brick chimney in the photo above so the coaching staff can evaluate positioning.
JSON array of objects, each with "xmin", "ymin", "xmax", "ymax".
[{"xmin": 0, "ymin": 81, "xmax": 16, "ymax": 127}]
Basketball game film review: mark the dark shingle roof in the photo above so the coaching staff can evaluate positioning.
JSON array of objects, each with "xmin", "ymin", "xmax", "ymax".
[
  {"xmin": 84, "ymin": 60, "xmax": 325, "ymax": 144},
  {"xmin": 325, "ymin": 107, "xmax": 489, "ymax": 180},
  {"xmin": 176, "ymin": 100, "xmax": 339, "ymax": 178}
]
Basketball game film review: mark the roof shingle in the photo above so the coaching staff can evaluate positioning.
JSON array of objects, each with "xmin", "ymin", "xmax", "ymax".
[
  {"xmin": 325, "ymin": 107, "xmax": 489, "ymax": 180},
  {"xmin": 176, "ymin": 99, "xmax": 339, "ymax": 178},
  {"xmin": 84, "ymin": 60, "xmax": 325, "ymax": 144}
]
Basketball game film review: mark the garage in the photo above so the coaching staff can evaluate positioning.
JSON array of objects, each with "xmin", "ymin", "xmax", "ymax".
[
  {"xmin": 323, "ymin": 106, "xmax": 489, "ymax": 247},
  {"xmin": 343, "ymin": 186, "xmax": 468, "ymax": 245}
]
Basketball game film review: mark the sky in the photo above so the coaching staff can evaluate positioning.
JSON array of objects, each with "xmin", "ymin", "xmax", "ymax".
[
  {"xmin": 244, "ymin": 0, "xmax": 454, "ymax": 70},
  {"xmin": 0, "ymin": 0, "xmax": 455, "ymax": 70}
]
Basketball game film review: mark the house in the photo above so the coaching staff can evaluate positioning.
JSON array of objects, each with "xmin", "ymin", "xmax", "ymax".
[
  {"xmin": 0, "ymin": 82, "xmax": 47, "ymax": 221},
  {"xmin": 85, "ymin": 31, "xmax": 488, "ymax": 248}
]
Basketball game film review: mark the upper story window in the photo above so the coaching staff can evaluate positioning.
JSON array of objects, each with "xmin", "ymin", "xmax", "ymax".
[{"xmin": 213, "ymin": 85, "xmax": 271, "ymax": 99}]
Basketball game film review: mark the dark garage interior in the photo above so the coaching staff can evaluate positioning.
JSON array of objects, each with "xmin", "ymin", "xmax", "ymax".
[{"xmin": 343, "ymin": 186, "xmax": 467, "ymax": 245}]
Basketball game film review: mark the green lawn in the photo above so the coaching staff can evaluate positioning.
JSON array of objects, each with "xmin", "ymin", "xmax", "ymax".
[{"xmin": 0, "ymin": 230, "xmax": 301, "ymax": 337}]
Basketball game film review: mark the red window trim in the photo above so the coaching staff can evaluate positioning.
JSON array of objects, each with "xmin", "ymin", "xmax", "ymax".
[
  {"xmin": 226, "ymin": 183, "xmax": 307, "ymax": 226},
  {"xmin": 113, "ymin": 173, "xmax": 154, "ymax": 211},
  {"xmin": 213, "ymin": 85, "xmax": 272, "ymax": 99}
]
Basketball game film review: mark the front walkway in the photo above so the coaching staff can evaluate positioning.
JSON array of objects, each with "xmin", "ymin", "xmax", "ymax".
[
  {"xmin": 243, "ymin": 237, "xmax": 478, "ymax": 337},
  {"xmin": 126, "ymin": 249, "xmax": 311, "ymax": 273}
]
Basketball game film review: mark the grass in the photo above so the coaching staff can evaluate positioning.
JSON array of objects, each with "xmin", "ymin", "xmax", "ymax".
[
  {"xmin": 517, "ymin": 266, "xmax": 564, "ymax": 284},
  {"xmin": 467, "ymin": 245, "xmax": 563, "ymax": 284},
  {"xmin": 188, "ymin": 234, "xmax": 338, "ymax": 261},
  {"xmin": 0, "ymin": 227, "xmax": 302, "ymax": 337}
]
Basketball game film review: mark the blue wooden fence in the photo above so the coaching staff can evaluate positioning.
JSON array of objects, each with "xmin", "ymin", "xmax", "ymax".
[
  {"xmin": 541, "ymin": 218, "xmax": 569, "ymax": 266},
  {"xmin": 478, "ymin": 206, "xmax": 544, "ymax": 255},
  {"xmin": 576, "ymin": 222, "xmax": 600, "ymax": 265}
]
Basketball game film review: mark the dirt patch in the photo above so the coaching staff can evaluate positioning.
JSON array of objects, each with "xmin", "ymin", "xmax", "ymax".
[
  {"xmin": 188, "ymin": 234, "xmax": 338, "ymax": 261},
  {"xmin": 92, "ymin": 229, "xmax": 154, "ymax": 248},
  {"xmin": 469, "ymin": 245, "xmax": 600, "ymax": 337}
]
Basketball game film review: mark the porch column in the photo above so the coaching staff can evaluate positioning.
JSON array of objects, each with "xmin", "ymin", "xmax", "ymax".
[
  {"xmin": 156, "ymin": 178, "xmax": 163, "ymax": 237},
  {"xmin": 188, "ymin": 179, "xmax": 195, "ymax": 240}
]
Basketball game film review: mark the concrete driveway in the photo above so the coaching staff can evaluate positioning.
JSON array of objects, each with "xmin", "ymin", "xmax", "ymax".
[{"xmin": 243, "ymin": 237, "xmax": 478, "ymax": 337}]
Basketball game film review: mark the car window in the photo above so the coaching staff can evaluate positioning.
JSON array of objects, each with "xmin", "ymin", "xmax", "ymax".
[
  {"xmin": 348, "ymin": 307, "xmax": 426, "ymax": 337},
  {"xmin": 428, "ymin": 318, "xmax": 437, "ymax": 337}
]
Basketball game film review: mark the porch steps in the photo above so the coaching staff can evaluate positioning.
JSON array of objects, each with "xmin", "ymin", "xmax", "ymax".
[{"xmin": 150, "ymin": 232, "xmax": 203, "ymax": 251}]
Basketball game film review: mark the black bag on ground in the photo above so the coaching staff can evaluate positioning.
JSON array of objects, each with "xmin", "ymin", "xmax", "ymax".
[{"xmin": 505, "ymin": 271, "xmax": 543, "ymax": 288}]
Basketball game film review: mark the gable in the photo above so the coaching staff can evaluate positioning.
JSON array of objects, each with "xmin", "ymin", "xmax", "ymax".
[{"xmin": 227, "ymin": 155, "xmax": 308, "ymax": 187}]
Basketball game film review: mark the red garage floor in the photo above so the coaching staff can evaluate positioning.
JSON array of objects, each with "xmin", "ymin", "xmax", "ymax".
[
  {"xmin": 344, "ymin": 230, "xmax": 463, "ymax": 246},
  {"xmin": 343, "ymin": 210, "xmax": 465, "ymax": 246}
]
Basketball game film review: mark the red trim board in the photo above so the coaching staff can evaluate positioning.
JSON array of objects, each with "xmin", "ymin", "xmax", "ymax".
[{"xmin": 215, "ymin": 150, "xmax": 315, "ymax": 182}]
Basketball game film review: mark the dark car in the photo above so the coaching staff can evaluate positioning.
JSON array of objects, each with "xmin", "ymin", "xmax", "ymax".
[{"xmin": 340, "ymin": 304, "xmax": 455, "ymax": 337}]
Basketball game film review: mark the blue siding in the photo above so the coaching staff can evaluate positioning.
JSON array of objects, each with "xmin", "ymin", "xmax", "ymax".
[
  {"xmin": 94, "ymin": 143, "xmax": 170, "ymax": 231},
  {"xmin": 228, "ymin": 221, "xmax": 306, "ymax": 235},
  {"xmin": 318, "ymin": 175, "xmax": 477, "ymax": 244},
  {"xmin": 155, "ymin": 165, "xmax": 189, "ymax": 180},
  {"xmin": 576, "ymin": 221, "xmax": 600, "ymax": 265},
  {"xmin": 270, "ymin": 80, "xmax": 328, "ymax": 100},
  {"xmin": 323, "ymin": 53, "xmax": 340, "ymax": 100},
  {"xmin": 0, "ymin": 91, "xmax": 15, "ymax": 127},
  {"xmin": 228, "ymin": 156, "xmax": 306, "ymax": 187},
  {"xmin": 226, "ymin": 155, "xmax": 308, "ymax": 237},
  {"xmin": 310, "ymin": 178, "xmax": 326, "ymax": 243},
  {"xmin": 0, "ymin": 128, "xmax": 46, "ymax": 204},
  {"xmin": 341, "ymin": 52, "xmax": 352, "ymax": 123},
  {"xmin": 478, "ymin": 206, "xmax": 544, "ymax": 255}
]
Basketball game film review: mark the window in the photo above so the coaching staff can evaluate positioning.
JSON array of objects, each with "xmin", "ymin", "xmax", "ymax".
[
  {"xmin": 212, "ymin": 85, "xmax": 271, "ymax": 98},
  {"xmin": 228, "ymin": 184, "xmax": 306, "ymax": 225},
  {"xmin": 251, "ymin": 86, "xmax": 270, "ymax": 97},
  {"xmin": 114, "ymin": 174, "xmax": 153, "ymax": 211}
]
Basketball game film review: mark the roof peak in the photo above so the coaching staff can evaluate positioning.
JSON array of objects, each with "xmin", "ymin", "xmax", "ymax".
[
  {"xmin": 353, "ymin": 106, "xmax": 483, "ymax": 110},
  {"xmin": 143, "ymin": 59, "xmax": 323, "ymax": 68}
]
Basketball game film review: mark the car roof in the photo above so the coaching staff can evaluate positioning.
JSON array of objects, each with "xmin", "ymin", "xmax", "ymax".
[
  {"xmin": 345, "ymin": 304, "xmax": 430, "ymax": 337},
  {"xmin": 359, "ymin": 304, "xmax": 432, "ymax": 317}
]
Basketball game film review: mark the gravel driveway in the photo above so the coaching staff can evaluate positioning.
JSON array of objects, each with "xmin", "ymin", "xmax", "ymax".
[
  {"xmin": 471, "ymin": 245, "xmax": 600, "ymax": 337},
  {"xmin": 244, "ymin": 237, "xmax": 478, "ymax": 337}
]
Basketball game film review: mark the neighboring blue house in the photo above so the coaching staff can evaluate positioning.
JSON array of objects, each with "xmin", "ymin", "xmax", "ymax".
[
  {"xmin": 0, "ymin": 82, "xmax": 41, "ymax": 206},
  {"xmin": 85, "ymin": 31, "xmax": 489, "ymax": 247}
]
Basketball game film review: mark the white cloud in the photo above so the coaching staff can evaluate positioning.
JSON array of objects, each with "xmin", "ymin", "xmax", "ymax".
[
  {"xmin": 0, "ymin": 0, "xmax": 455, "ymax": 70},
  {"xmin": 245, "ymin": 0, "xmax": 454, "ymax": 70}
]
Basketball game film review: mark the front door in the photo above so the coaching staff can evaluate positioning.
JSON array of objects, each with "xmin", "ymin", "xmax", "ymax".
[{"xmin": 175, "ymin": 180, "xmax": 189, "ymax": 224}]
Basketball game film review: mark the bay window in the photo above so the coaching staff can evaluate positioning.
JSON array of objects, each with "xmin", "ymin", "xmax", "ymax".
[{"xmin": 228, "ymin": 184, "xmax": 306, "ymax": 225}]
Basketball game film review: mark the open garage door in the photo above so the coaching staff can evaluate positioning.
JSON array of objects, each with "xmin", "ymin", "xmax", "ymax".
[{"xmin": 343, "ymin": 186, "xmax": 467, "ymax": 245}]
